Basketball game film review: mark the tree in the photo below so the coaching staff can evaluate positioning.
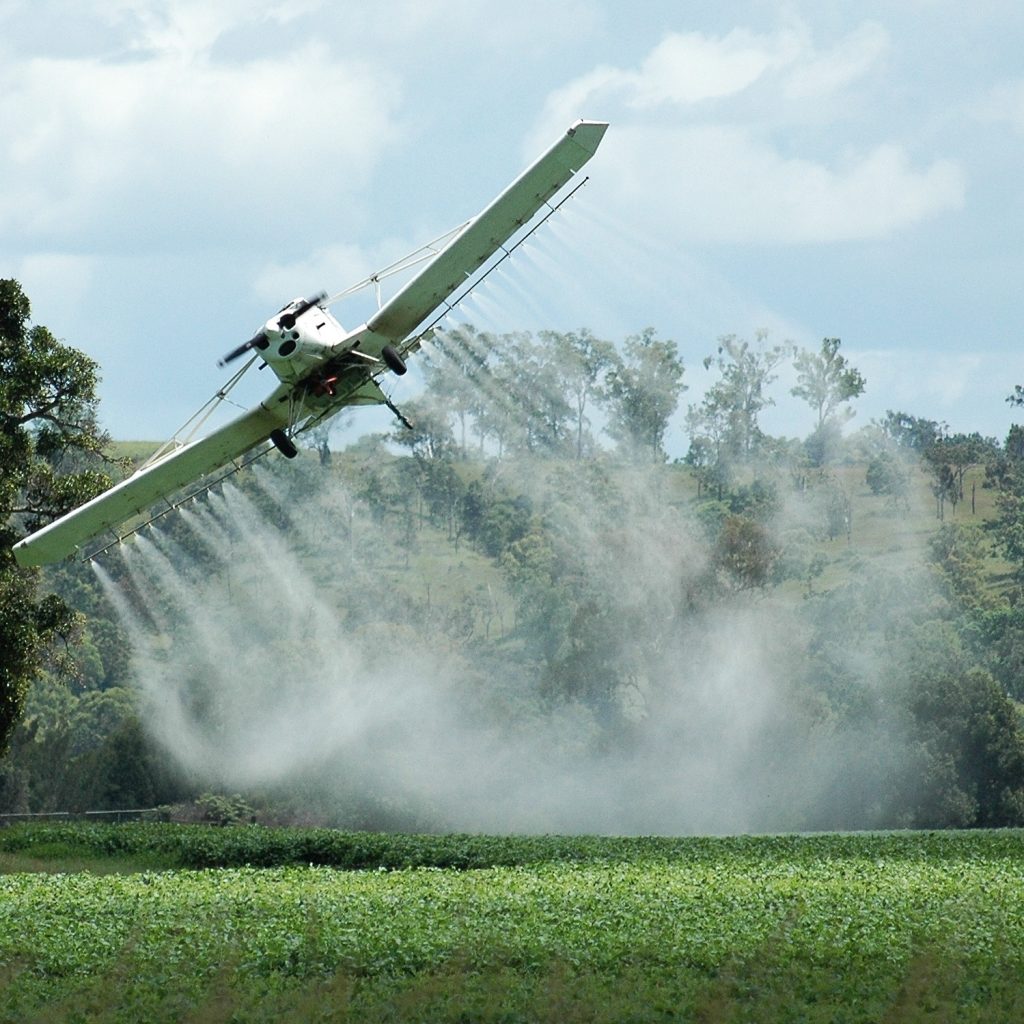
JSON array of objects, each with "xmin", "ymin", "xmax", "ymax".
[
  {"xmin": 791, "ymin": 337, "xmax": 866, "ymax": 431},
  {"xmin": 928, "ymin": 523, "xmax": 992, "ymax": 612},
  {"xmin": 865, "ymin": 450, "xmax": 911, "ymax": 511},
  {"xmin": 0, "ymin": 280, "xmax": 115, "ymax": 752},
  {"xmin": 465, "ymin": 331, "xmax": 573, "ymax": 457},
  {"xmin": 422, "ymin": 324, "xmax": 493, "ymax": 457},
  {"xmin": 713, "ymin": 513, "xmax": 781, "ymax": 590},
  {"xmin": 604, "ymin": 328, "xmax": 685, "ymax": 462},
  {"xmin": 880, "ymin": 410, "xmax": 944, "ymax": 452},
  {"xmin": 688, "ymin": 332, "xmax": 786, "ymax": 464},
  {"xmin": 303, "ymin": 412, "xmax": 352, "ymax": 466},
  {"xmin": 388, "ymin": 395, "xmax": 455, "ymax": 462},
  {"xmin": 541, "ymin": 328, "xmax": 617, "ymax": 460},
  {"xmin": 686, "ymin": 332, "xmax": 785, "ymax": 495},
  {"xmin": 922, "ymin": 434, "xmax": 995, "ymax": 520}
]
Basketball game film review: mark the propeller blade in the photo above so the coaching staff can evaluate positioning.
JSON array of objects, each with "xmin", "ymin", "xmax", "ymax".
[
  {"xmin": 277, "ymin": 291, "xmax": 327, "ymax": 331},
  {"xmin": 218, "ymin": 332, "xmax": 268, "ymax": 368}
]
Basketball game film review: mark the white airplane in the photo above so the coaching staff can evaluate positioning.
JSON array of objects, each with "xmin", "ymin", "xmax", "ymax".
[{"xmin": 13, "ymin": 119, "xmax": 608, "ymax": 567}]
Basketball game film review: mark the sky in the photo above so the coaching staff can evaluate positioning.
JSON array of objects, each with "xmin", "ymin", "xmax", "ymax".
[{"xmin": 3, "ymin": 0, "xmax": 1024, "ymax": 448}]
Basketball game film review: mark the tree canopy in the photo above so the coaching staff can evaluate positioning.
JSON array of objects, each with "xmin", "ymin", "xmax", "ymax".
[{"xmin": 0, "ymin": 279, "xmax": 115, "ymax": 752}]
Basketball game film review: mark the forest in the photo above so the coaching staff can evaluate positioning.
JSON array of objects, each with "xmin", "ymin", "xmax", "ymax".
[{"xmin": 4, "ymin": 276, "xmax": 1024, "ymax": 833}]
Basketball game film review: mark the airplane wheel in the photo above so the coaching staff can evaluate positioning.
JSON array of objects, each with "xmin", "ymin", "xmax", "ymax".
[
  {"xmin": 381, "ymin": 344, "xmax": 408, "ymax": 375},
  {"xmin": 270, "ymin": 429, "xmax": 298, "ymax": 459}
]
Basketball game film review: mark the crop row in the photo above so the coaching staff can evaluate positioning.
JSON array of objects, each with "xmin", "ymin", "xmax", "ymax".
[
  {"xmin": 3, "ymin": 821, "xmax": 1024, "ymax": 870},
  {"xmin": 2, "ymin": 851, "xmax": 1024, "ymax": 1021}
]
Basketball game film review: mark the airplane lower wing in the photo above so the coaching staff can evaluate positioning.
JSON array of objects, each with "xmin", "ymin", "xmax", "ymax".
[
  {"xmin": 13, "ymin": 404, "xmax": 287, "ymax": 566},
  {"xmin": 11, "ymin": 118, "xmax": 608, "ymax": 567}
]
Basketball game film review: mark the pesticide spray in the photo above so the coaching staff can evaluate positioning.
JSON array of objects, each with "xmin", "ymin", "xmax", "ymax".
[{"xmin": 90, "ymin": 208, "xmax": 929, "ymax": 833}]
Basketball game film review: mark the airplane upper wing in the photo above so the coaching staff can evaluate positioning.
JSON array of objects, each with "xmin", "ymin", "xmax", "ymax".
[
  {"xmin": 360, "ymin": 119, "xmax": 608, "ymax": 352},
  {"xmin": 12, "ymin": 403, "xmax": 286, "ymax": 566}
]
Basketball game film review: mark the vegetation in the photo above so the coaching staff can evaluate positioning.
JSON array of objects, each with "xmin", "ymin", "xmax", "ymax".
[
  {"xmin": 10, "ymin": 281, "xmax": 1024, "ymax": 1018},
  {"xmin": 0, "ymin": 279, "xmax": 122, "ymax": 756},
  {"xmin": 1, "ymin": 826, "xmax": 1024, "ymax": 1021},
  {"xmin": 6, "ymin": 279, "xmax": 1024, "ymax": 835}
]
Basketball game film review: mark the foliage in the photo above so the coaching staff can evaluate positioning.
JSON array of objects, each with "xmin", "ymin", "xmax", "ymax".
[
  {"xmin": 791, "ymin": 336, "xmax": 866, "ymax": 431},
  {"xmin": 922, "ymin": 433, "xmax": 995, "ymax": 520},
  {"xmin": 928, "ymin": 523, "xmax": 993, "ymax": 611},
  {"xmin": 865, "ymin": 449, "xmax": 910, "ymax": 506},
  {"xmin": 713, "ymin": 514, "xmax": 780, "ymax": 590},
  {"xmin": 193, "ymin": 792, "xmax": 258, "ymax": 826},
  {"xmin": 603, "ymin": 327, "xmax": 685, "ymax": 462},
  {"xmin": 686, "ymin": 331, "xmax": 786, "ymax": 491},
  {"xmin": 7, "ymin": 287, "xmax": 1024, "ymax": 836},
  {"xmin": 965, "ymin": 605, "xmax": 1024, "ymax": 701},
  {"xmin": 541, "ymin": 328, "xmax": 618, "ymax": 459},
  {"xmin": 3, "ymin": 828, "xmax": 1024, "ymax": 1021},
  {"xmin": 0, "ymin": 280, "xmax": 120, "ymax": 754},
  {"xmin": 881, "ymin": 409, "xmax": 945, "ymax": 451}
]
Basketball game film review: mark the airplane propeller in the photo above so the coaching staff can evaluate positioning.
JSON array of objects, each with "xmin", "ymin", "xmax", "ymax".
[
  {"xmin": 218, "ymin": 333, "xmax": 267, "ymax": 367},
  {"xmin": 217, "ymin": 291, "xmax": 328, "ymax": 367},
  {"xmin": 277, "ymin": 291, "xmax": 326, "ymax": 330}
]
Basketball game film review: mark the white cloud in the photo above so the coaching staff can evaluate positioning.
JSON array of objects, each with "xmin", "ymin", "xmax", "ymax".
[
  {"xmin": 539, "ymin": 20, "xmax": 888, "ymax": 131},
  {"xmin": 782, "ymin": 21, "xmax": 890, "ymax": 100},
  {"xmin": 629, "ymin": 28, "xmax": 803, "ymax": 107},
  {"xmin": 8, "ymin": 252, "xmax": 97, "ymax": 335},
  {"xmin": 0, "ymin": 15, "xmax": 401, "ymax": 252},
  {"xmin": 854, "ymin": 348, "xmax": 984, "ymax": 408},
  {"xmin": 106, "ymin": 0, "xmax": 260, "ymax": 59},
  {"xmin": 845, "ymin": 347, "xmax": 1024, "ymax": 438},
  {"xmin": 535, "ymin": 21, "xmax": 963, "ymax": 245},
  {"xmin": 594, "ymin": 125, "xmax": 964, "ymax": 244}
]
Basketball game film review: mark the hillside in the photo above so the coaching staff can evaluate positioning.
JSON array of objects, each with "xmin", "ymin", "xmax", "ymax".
[{"xmin": 9, "ymin": 430, "xmax": 1024, "ymax": 834}]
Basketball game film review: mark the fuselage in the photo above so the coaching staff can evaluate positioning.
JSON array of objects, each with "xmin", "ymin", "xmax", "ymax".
[{"xmin": 255, "ymin": 298, "xmax": 350, "ymax": 386}]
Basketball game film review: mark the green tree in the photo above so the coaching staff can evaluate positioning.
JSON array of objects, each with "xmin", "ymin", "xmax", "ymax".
[
  {"xmin": 0, "ymin": 280, "xmax": 117, "ymax": 753},
  {"xmin": 389, "ymin": 395, "xmax": 456, "ymax": 462},
  {"xmin": 921, "ymin": 433, "xmax": 994, "ymax": 519},
  {"xmin": 881, "ymin": 410, "xmax": 944, "ymax": 452},
  {"xmin": 422, "ymin": 324, "xmax": 493, "ymax": 457},
  {"xmin": 541, "ymin": 328, "xmax": 617, "ymax": 460},
  {"xmin": 688, "ymin": 332, "xmax": 786, "ymax": 466},
  {"xmin": 865, "ymin": 450, "xmax": 910, "ymax": 508},
  {"xmin": 791, "ymin": 337, "xmax": 866, "ymax": 431},
  {"xmin": 604, "ymin": 328, "xmax": 685, "ymax": 462},
  {"xmin": 928, "ymin": 523, "xmax": 993, "ymax": 612},
  {"xmin": 468, "ymin": 332, "xmax": 572, "ymax": 457},
  {"xmin": 713, "ymin": 514, "xmax": 781, "ymax": 590}
]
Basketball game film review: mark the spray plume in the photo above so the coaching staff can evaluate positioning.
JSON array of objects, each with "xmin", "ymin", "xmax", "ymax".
[{"xmin": 87, "ymin": 209, "xmax": 938, "ymax": 833}]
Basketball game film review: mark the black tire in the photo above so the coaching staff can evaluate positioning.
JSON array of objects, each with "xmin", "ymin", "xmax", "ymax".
[
  {"xmin": 381, "ymin": 344, "xmax": 408, "ymax": 375},
  {"xmin": 270, "ymin": 429, "xmax": 298, "ymax": 459}
]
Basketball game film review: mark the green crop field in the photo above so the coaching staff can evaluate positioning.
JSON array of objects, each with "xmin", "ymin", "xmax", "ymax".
[{"xmin": 1, "ymin": 825, "xmax": 1023, "ymax": 1022}]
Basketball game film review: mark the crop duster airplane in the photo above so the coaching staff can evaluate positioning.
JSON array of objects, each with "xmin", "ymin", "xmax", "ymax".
[{"xmin": 12, "ymin": 119, "xmax": 608, "ymax": 568}]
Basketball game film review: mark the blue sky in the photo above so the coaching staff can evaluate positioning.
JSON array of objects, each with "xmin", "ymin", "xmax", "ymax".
[{"xmin": 3, "ymin": 0, "xmax": 1024, "ymax": 448}]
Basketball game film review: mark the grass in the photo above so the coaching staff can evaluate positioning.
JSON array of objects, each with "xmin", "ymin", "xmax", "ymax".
[{"xmin": 1, "ymin": 825, "xmax": 1024, "ymax": 1021}]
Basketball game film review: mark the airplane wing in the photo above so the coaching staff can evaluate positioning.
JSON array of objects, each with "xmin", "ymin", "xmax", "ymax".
[
  {"xmin": 358, "ymin": 119, "xmax": 608, "ymax": 354},
  {"xmin": 12, "ymin": 403, "xmax": 286, "ymax": 567},
  {"xmin": 12, "ymin": 119, "xmax": 608, "ymax": 567}
]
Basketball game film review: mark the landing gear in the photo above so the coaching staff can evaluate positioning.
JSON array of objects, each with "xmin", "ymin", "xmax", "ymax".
[
  {"xmin": 381, "ymin": 344, "xmax": 407, "ymax": 375},
  {"xmin": 270, "ymin": 429, "xmax": 298, "ymax": 459}
]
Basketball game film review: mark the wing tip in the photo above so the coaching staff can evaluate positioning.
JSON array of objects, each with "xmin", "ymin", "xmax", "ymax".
[
  {"xmin": 567, "ymin": 119, "xmax": 609, "ymax": 156},
  {"xmin": 11, "ymin": 537, "xmax": 56, "ymax": 568}
]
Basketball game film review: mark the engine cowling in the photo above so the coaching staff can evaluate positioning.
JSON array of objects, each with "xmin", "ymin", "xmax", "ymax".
[{"xmin": 257, "ymin": 297, "xmax": 347, "ymax": 385}]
